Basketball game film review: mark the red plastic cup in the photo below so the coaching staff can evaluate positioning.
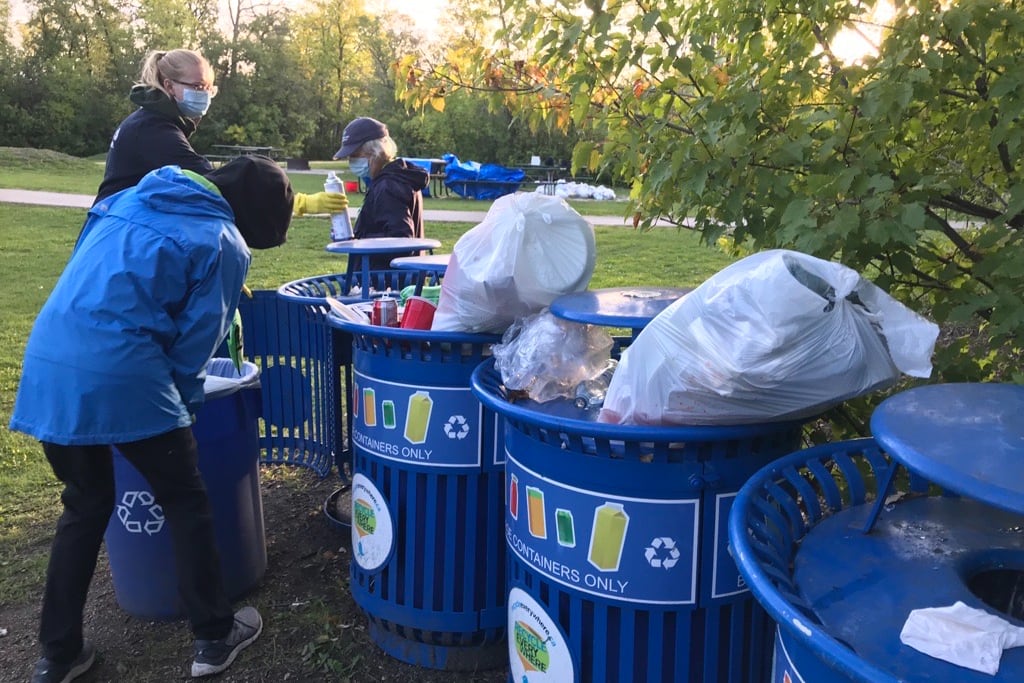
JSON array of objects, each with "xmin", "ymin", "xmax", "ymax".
[
  {"xmin": 344, "ymin": 180, "xmax": 359, "ymax": 193},
  {"xmin": 400, "ymin": 296, "xmax": 437, "ymax": 329}
]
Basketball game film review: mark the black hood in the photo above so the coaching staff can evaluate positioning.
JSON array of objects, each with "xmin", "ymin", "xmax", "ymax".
[
  {"xmin": 129, "ymin": 85, "xmax": 198, "ymax": 136},
  {"xmin": 206, "ymin": 155, "xmax": 295, "ymax": 249},
  {"xmin": 377, "ymin": 158, "xmax": 430, "ymax": 192}
]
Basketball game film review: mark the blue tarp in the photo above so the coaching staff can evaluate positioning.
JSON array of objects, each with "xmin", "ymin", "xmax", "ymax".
[{"xmin": 442, "ymin": 153, "xmax": 525, "ymax": 200}]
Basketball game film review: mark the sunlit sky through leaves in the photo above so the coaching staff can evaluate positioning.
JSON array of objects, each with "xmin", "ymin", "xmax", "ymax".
[{"xmin": 7, "ymin": 0, "xmax": 447, "ymax": 40}]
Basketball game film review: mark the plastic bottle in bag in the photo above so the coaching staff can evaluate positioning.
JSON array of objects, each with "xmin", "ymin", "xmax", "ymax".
[
  {"xmin": 574, "ymin": 358, "xmax": 618, "ymax": 410},
  {"xmin": 324, "ymin": 171, "xmax": 353, "ymax": 241}
]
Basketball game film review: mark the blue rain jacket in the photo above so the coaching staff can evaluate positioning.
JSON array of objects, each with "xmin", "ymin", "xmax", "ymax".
[{"xmin": 9, "ymin": 166, "xmax": 250, "ymax": 445}]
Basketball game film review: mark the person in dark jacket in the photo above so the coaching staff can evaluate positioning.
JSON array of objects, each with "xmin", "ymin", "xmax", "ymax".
[
  {"xmin": 95, "ymin": 48, "xmax": 344, "ymax": 216},
  {"xmin": 11, "ymin": 156, "xmax": 292, "ymax": 683},
  {"xmin": 333, "ymin": 117, "xmax": 429, "ymax": 269}
]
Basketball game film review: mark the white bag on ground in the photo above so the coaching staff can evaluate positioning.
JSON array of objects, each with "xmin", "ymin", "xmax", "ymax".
[
  {"xmin": 599, "ymin": 249, "xmax": 940, "ymax": 425},
  {"xmin": 431, "ymin": 193, "xmax": 596, "ymax": 333}
]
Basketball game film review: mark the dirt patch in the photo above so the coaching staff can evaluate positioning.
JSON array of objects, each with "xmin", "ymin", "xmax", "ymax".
[{"xmin": 0, "ymin": 466, "xmax": 509, "ymax": 682}]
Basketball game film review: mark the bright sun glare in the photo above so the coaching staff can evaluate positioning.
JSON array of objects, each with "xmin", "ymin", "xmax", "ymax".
[{"xmin": 829, "ymin": 1, "xmax": 896, "ymax": 64}]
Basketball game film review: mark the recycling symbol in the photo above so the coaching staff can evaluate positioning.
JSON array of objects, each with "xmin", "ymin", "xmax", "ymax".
[
  {"xmin": 644, "ymin": 537, "xmax": 681, "ymax": 569},
  {"xmin": 116, "ymin": 490, "xmax": 165, "ymax": 535},
  {"xmin": 443, "ymin": 414, "xmax": 470, "ymax": 440}
]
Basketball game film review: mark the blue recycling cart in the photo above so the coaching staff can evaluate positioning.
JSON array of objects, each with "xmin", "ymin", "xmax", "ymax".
[
  {"xmin": 471, "ymin": 358, "xmax": 806, "ymax": 683},
  {"xmin": 105, "ymin": 359, "xmax": 266, "ymax": 620},
  {"xmin": 328, "ymin": 317, "xmax": 507, "ymax": 670},
  {"xmin": 729, "ymin": 384, "xmax": 1024, "ymax": 683}
]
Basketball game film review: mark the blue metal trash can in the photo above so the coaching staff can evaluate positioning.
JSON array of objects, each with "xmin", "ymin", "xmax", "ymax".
[
  {"xmin": 728, "ymin": 438, "xmax": 1024, "ymax": 682},
  {"xmin": 277, "ymin": 271, "xmax": 443, "ymax": 523},
  {"xmin": 329, "ymin": 317, "xmax": 506, "ymax": 670},
  {"xmin": 104, "ymin": 359, "xmax": 266, "ymax": 620},
  {"xmin": 471, "ymin": 358, "xmax": 806, "ymax": 683}
]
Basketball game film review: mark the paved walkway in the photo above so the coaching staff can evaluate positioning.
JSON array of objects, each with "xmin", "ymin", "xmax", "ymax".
[{"xmin": 0, "ymin": 188, "xmax": 665, "ymax": 227}]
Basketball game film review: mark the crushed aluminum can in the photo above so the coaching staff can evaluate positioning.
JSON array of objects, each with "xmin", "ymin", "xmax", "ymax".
[{"xmin": 372, "ymin": 297, "xmax": 399, "ymax": 327}]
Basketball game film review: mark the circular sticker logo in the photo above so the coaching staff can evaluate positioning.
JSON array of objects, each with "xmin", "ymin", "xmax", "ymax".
[
  {"xmin": 351, "ymin": 473, "xmax": 394, "ymax": 571},
  {"xmin": 508, "ymin": 587, "xmax": 575, "ymax": 682}
]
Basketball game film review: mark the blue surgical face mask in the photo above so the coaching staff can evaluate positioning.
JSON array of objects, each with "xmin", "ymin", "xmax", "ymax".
[
  {"xmin": 177, "ymin": 89, "xmax": 211, "ymax": 118},
  {"xmin": 349, "ymin": 158, "xmax": 371, "ymax": 178}
]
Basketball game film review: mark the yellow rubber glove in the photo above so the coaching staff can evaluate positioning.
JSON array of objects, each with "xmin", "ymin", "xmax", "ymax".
[{"xmin": 293, "ymin": 191, "xmax": 349, "ymax": 216}]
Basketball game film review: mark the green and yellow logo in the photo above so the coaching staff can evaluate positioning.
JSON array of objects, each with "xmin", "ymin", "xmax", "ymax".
[
  {"xmin": 514, "ymin": 620, "xmax": 550, "ymax": 673},
  {"xmin": 354, "ymin": 498, "xmax": 376, "ymax": 538}
]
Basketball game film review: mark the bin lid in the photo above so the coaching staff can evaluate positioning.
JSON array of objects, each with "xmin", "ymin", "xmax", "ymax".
[{"xmin": 870, "ymin": 383, "xmax": 1024, "ymax": 515}]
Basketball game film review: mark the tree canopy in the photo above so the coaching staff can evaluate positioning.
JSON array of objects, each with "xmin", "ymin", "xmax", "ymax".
[
  {"xmin": 0, "ymin": 0, "xmax": 575, "ymax": 163},
  {"xmin": 403, "ymin": 0, "xmax": 1024, "ymax": 396}
]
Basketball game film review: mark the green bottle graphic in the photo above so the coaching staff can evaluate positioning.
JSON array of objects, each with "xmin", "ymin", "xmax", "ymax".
[
  {"xmin": 555, "ymin": 509, "xmax": 575, "ymax": 548},
  {"xmin": 404, "ymin": 391, "xmax": 432, "ymax": 444},
  {"xmin": 588, "ymin": 502, "xmax": 629, "ymax": 571},
  {"xmin": 381, "ymin": 400, "xmax": 396, "ymax": 429}
]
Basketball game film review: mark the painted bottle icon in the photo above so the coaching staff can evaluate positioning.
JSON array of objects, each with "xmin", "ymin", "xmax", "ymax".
[
  {"xmin": 363, "ymin": 387, "xmax": 377, "ymax": 427},
  {"xmin": 555, "ymin": 509, "xmax": 575, "ymax": 548},
  {"xmin": 588, "ymin": 502, "xmax": 629, "ymax": 571},
  {"xmin": 526, "ymin": 487, "xmax": 546, "ymax": 539},
  {"xmin": 381, "ymin": 400, "xmax": 396, "ymax": 429},
  {"xmin": 352, "ymin": 379, "xmax": 359, "ymax": 418},
  {"xmin": 509, "ymin": 474, "xmax": 519, "ymax": 520},
  {"xmin": 404, "ymin": 391, "xmax": 432, "ymax": 444}
]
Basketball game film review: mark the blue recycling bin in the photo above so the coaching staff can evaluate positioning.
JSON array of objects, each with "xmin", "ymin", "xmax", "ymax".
[
  {"xmin": 471, "ymin": 358, "xmax": 806, "ymax": 683},
  {"xmin": 276, "ymin": 271, "xmax": 444, "ymax": 522},
  {"xmin": 328, "ymin": 316, "xmax": 506, "ymax": 670},
  {"xmin": 730, "ymin": 394, "xmax": 1024, "ymax": 682},
  {"xmin": 104, "ymin": 359, "xmax": 266, "ymax": 620}
]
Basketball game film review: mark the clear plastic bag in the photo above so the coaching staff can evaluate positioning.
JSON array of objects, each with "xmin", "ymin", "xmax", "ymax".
[
  {"xmin": 492, "ymin": 311, "xmax": 614, "ymax": 403},
  {"xmin": 599, "ymin": 250, "xmax": 940, "ymax": 425},
  {"xmin": 431, "ymin": 193, "xmax": 596, "ymax": 333}
]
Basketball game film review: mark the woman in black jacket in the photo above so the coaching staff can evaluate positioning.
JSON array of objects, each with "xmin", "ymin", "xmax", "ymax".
[
  {"xmin": 332, "ymin": 116, "xmax": 429, "ymax": 269},
  {"xmin": 94, "ymin": 48, "xmax": 343, "ymax": 217}
]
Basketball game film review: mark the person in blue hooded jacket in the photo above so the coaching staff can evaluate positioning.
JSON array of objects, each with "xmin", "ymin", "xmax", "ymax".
[{"xmin": 10, "ymin": 155, "xmax": 293, "ymax": 683}]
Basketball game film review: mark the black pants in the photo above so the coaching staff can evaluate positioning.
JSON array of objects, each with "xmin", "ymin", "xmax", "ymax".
[{"xmin": 39, "ymin": 427, "xmax": 233, "ymax": 664}]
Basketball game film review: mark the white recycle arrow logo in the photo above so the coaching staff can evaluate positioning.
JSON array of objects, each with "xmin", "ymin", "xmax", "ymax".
[
  {"xmin": 644, "ymin": 537, "xmax": 681, "ymax": 569},
  {"xmin": 116, "ymin": 490, "xmax": 165, "ymax": 535},
  {"xmin": 443, "ymin": 414, "xmax": 470, "ymax": 440}
]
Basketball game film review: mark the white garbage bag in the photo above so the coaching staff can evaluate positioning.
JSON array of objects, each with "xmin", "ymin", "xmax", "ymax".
[
  {"xmin": 431, "ymin": 193, "xmax": 596, "ymax": 333},
  {"xmin": 599, "ymin": 249, "xmax": 940, "ymax": 425}
]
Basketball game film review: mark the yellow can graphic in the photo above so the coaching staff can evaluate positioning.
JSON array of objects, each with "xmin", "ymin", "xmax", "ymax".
[
  {"xmin": 404, "ymin": 391, "xmax": 432, "ymax": 444},
  {"xmin": 588, "ymin": 502, "xmax": 629, "ymax": 571}
]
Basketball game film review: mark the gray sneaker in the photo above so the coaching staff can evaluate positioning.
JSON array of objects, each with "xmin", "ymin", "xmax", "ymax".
[
  {"xmin": 190, "ymin": 606, "xmax": 263, "ymax": 678},
  {"xmin": 31, "ymin": 641, "xmax": 96, "ymax": 683}
]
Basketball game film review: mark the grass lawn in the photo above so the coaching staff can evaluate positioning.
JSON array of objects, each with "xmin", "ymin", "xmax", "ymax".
[{"xmin": 0, "ymin": 158, "xmax": 735, "ymax": 604}]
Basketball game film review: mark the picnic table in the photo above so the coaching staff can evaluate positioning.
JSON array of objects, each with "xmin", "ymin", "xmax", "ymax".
[
  {"xmin": 519, "ymin": 163, "xmax": 565, "ymax": 195},
  {"xmin": 208, "ymin": 144, "xmax": 284, "ymax": 164},
  {"xmin": 404, "ymin": 158, "xmax": 448, "ymax": 197}
]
